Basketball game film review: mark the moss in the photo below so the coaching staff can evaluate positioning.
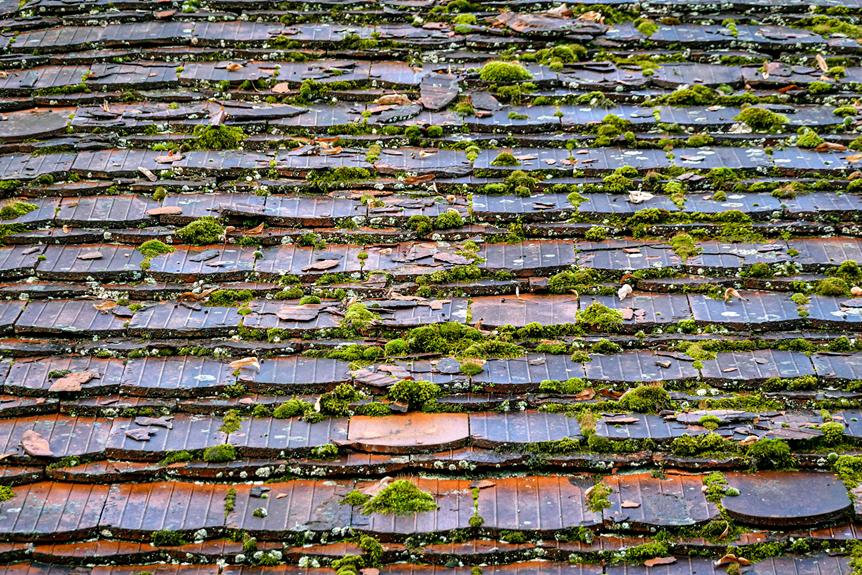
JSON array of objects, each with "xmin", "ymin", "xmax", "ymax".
[
  {"xmin": 538, "ymin": 377, "xmax": 587, "ymax": 395},
  {"xmin": 342, "ymin": 490, "xmax": 372, "ymax": 507},
  {"xmin": 796, "ymin": 127, "xmax": 824, "ymax": 148},
  {"xmin": 815, "ymin": 277, "xmax": 850, "ymax": 296},
  {"xmin": 0, "ymin": 180, "xmax": 22, "ymax": 194},
  {"xmin": 735, "ymin": 107, "xmax": 788, "ymax": 132},
  {"xmin": 151, "ymin": 530, "xmax": 187, "ymax": 546},
  {"xmin": 137, "ymin": 240, "xmax": 174, "ymax": 258},
  {"xmin": 636, "ymin": 19, "xmax": 659, "ymax": 36},
  {"xmin": 459, "ymin": 359, "xmax": 484, "ymax": 376},
  {"xmin": 490, "ymin": 152, "xmax": 520, "ymax": 166},
  {"xmin": 388, "ymin": 379, "xmax": 441, "ymax": 409},
  {"xmin": 224, "ymin": 487, "xmax": 237, "ymax": 515},
  {"xmin": 702, "ymin": 472, "xmax": 734, "ymax": 502},
  {"xmin": 310, "ymin": 443, "xmax": 339, "ymax": 459},
  {"xmin": 208, "ymin": 289, "xmax": 254, "ymax": 306},
  {"xmin": 699, "ymin": 415, "xmax": 721, "ymax": 430},
  {"xmin": 586, "ymin": 482, "xmax": 612, "ymax": 512},
  {"xmin": 577, "ymin": 301, "xmax": 624, "ymax": 332},
  {"xmin": 307, "ymin": 167, "xmax": 371, "ymax": 191},
  {"xmin": 671, "ymin": 432, "xmax": 736, "ymax": 456},
  {"xmin": 341, "ymin": 302, "xmax": 379, "ymax": 333},
  {"xmin": 584, "ymin": 226, "xmax": 609, "ymax": 241},
  {"xmin": 547, "ymin": 268, "xmax": 599, "ymax": 294},
  {"xmin": 319, "ymin": 383, "xmax": 363, "ymax": 416},
  {"xmin": 479, "ymin": 61, "xmax": 532, "ymax": 83},
  {"xmin": 360, "ymin": 479, "xmax": 437, "ymax": 515},
  {"xmin": 202, "ymin": 443, "xmax": 236, "ymax": 463},
  {"xmin": 0, "ymin": 485, "xmax": 13, "ymax": 502},
  {"xmin": 834, "ymin": 105, "xmax": 857, "ymax": 117},
  {"xmin": 742, "ymin": 262, "xmax": 774, "ymax": 278},
  {"xmin": 669, "ymin": 232, "xmax": 701, "ymax": 262},
  {"xmin": 220, "ymin": 410, "xmax": 243, "ymax": 434},
  {"xmin": 618, "ymin": 384, "xmax": 670, "ymax": 413},
  {"xmin": 834, "ymin": 455, "xmax": 862, "ymax": 488},
  {"xmin": 591, "ymin": 339, "xmax": 621, "ymax": 354},
  {"xmin": 434, "ymin": 209, "xmax": 464, "ymax": 230},
  {"xmin": 358, "ymin": 535, "xmax": 384, "ymax": 566},
  {"xmin": 0, "ymin": 201, "xmax": 36, "ymax": 220},
  {"xmin": 808, "ymin": 81, "xmax": 835, "ymax": 95},
  {"xmin": 158, "ymin": 450, "xmax": 193, "ymax": 466},
  {"xmin": 747, "ymin": 438, "xmax": 794, "ymax": 470},
  {"xmin": 175, "ymin": 217, "xmax": 224, "ymax": 246},
  {"xmin": 190, "ymin": 124, "xmax": 246, "ymax": 150},
  {"xmin": 621, "ymin": 540, "xmax": 670, "ymax": 562}
]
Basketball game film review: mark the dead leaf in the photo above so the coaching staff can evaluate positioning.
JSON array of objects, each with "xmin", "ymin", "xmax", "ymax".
[
  {"xmin": 319, "ymin": 146, "xmax": 343, "ymax": 156},
  {"xmin": 845, "ymin": 153, "xmax": 862, "ymax": 163},
  {"xmin": 49, "ymin": 370, "xmax": 99, "ymax": 392},
  {"xmin": 246, "ymin": 222, "xmax": 265, "ymax": 235},
  {"xmin": 762, "ymin": 61, "xmax": 781, "ymax": 79},
  {"xmin": 816, "ymin": 54, "xmax": 829, "ymax": 73},
  {"xmin": 147, "ymin": 206, "xmax": 183, "ymax": 216},
  {"xmin": 225, "ymin": 62, "xmax": 243, "ymax": 72},
  {"xmin": 302, "ymin": 259, "xmax": 340, "ymax": 272},
  {"xmin": 724, "ymin": 287, "xmax": 744, "ymax": 302},
  {"xmin": 154, "ymin": 152, "xmax": 184, "ymax": 164},
  {"xmin": 644, "ymin": 557, "xmax": 676, "ymax": 567},
  {"xmin": 93, "ymin": 301, "xmax": 117, "ymax": 312},
  {"xmin": 621, "ymin": 500, "xmax": 641, "ymax": 508},
  {"xmin": 404, "ymin": 174, "xmax": 435, "ymax": 185},
  {"xmin": 21, "ymin": 430, "xmax": 52, "ymax": 457},
  {"xmin": 137, "ymin": 167, "xmax": 157, "ymax": 182},
  {"xmin": 374, "ymin": 94, "xmax": 412, "ymax": 106},
  {"xmin": 271, "ymin": 82, "xmax": 291, "ymax": 94},
  {"xmin": 229, "ymin": 357, "xmax": 261, "ymax": 371},
  {"xmin": 815, "ymin": 141, "xmax": 847, "ymax": 152}
]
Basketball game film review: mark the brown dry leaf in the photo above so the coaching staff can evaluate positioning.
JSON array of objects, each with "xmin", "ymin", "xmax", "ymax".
[
  {"xmin": 577, "ymin": 10, "xmax": 604, "ymax": 23},
  {"xmin": 271, "ymin": 82, "xmax": 291, "ymax": 94},
  {"xmin": 319, "ymin": 146, "xmax": 343, "ymax": 156},
  {"xmin": 620, "ymin": 500, "xmax": 641, "ymax": 508},
  {"xmin": 147, "ymin": 206, "xmax": 183, "ymax": 216},
  {"xmin": 846, "ymin": 153, "xmax": 862, "ymax": 163},
  {"xmin": 815, "ymin": 141, "xmax": 847, "ymax": 152},
  {"xmin": 225, "ymin": 62, "xmax": 243, "ymax": 72},
  {"xmin": 374, "ymin": 94, "xmax": 412, "ymax": 106},
  {"xmin": 574, "ymin": 388, "xmax": 595, "ymax": 401},
  {"xmin": 49, "ymin": 370, "xmax": 99, "ymax": 393},
  {"xmin": 21, "ymin": 430, "xmax": 52, "ymax": 457},
  {"xmin": 137, "ymin": 167, "xmax": 158, "ymax": 181},
  {"xmin": 154, "ymin": 152, "xmax": 184, "ymax": 164},
  {"xmin": 644, "ymin": 557, "xmax": 676, "ymax": 567},
  {"xmin": 246, "ymin": 222, "xmax": 265, "ymax": 235},
  {"xmin": 404, "ymin": 174, "xmax": 435, "ymax": 185},
  {"xmin": 762, "ymin": 61, "xmax": 781, "ymax": 79},
  {"xmin": 229, "ymin": 357, "xmax": 260, "ymax": 371},
  {"xmin": 93, "ymin": 300, "xmax": 117, "ymax": 312},
  {"xmin": 739, "ymin": 435, "xmax": 759, "ymax": 446},
  {"xmin": 816, "ymin": 54, "xmax": 829, "ymax": 73},
  {"xmin": 715, "ymin": 554, "xmax": 739, "ymax": 566},
  {"xmin": 724, "ymin": 287, "xmax": 744, "ymax": 302}
]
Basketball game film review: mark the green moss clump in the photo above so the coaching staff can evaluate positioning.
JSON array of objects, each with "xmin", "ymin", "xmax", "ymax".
[
  {"xmin": 671, "ymin": 432, "xmax": 735, "ymax": 456},
  {"xmin": 586, "ymin": 482, "xmax": 612, "ymax": 512},
  {"xmin": 479, "ymin": 61, "xmax": 532, "ymax": 84},
  {"xmin": 208, "ymin": 289, "xmax": 254, "ymax": 306},
  {"xmin": 796, "ymin": 127, "xmax": 824, "ymax": 148},
  {"xmin": 310, "ymin": 443, "xmax": 339, "ymax": 459},
  {"xmin": 190, "ymin": 124, "xmax": 246, "ymax": 150},
  {"xmin": 319, "ymin": 383, "xmax": 363, "ymax": 416},
  {"xmin": 747, "ymin": 438, "xmax": 794, "ymax": 470},
  {"xmin": 584, "ymin": 226, "xmax": 609, "ymax": 241},
  {"xmin": 151, "ymin": 530, "xmax": 187, "ymax": 546},
  {"xmin": 388, "ymin": 379, "xmax": 441, "ymax": 409},
  {"xmin": 202, "ymin": 443, "xmax": 237, "ymax": 463},
  {"xmin": 547, "ymin": 268, "xmax": 598, "ymax": 294},
  {"xmin": 158, "ymin": 451, "xmax": 193, "ymax": 466},
  {"xmin": 735, "ymin": 107, "xmax": 788, "ymax": 132},
  {"xmin": 636, "ymin": 19, "xmax": 659, "ymax": 36},
  {"xmin": 0, "ymin": 201, "xmax": 36, "ymax": 220},
  {"xmin": 490, "ymin": 152, "xmax": 520, "ymax": 166},
  {"xmin": 622, "ymin": 540, "xmax": 670, "ymax": 562},
  {"xmin": 669, "ymin": 232, "xmax": 701, "ymax": 262},
  {"xmin": 820, "ymin": 421, "xmax": 845, "ymax": 445},
  {"xmin": 808, "ymin": 81, "xmax": 835, "ymax": 95},
  {"xmin": 618, "ymin": 384, "xmax": 670, "ymax": 413},
  {"xmin": 175, "ymin": 217, "xmax": 225, "ymax": 245},
  {"xmin": 434, "ymin": 209, "xmax": 464, "ymax": 230},
  {"xmin": 0, "ymin": 485, "xmax": 13, "ymax": 502},
  {"xmin": 577, "ymin": 301, "xmax": 624, "ymax": 332},
  {"xmin": 601, "ymin": 166, "xmax": 636, "ymax": 193},
  {"xmin": 591, "ymin": 339, "xmax": 621, "ymax": 354},
  {"xmin": 538, "ymin": 377, "xmax": 587, "ymax": 395},
  {"xmin": 834, "ymin": 455, "xmax": 862, "ymax": 488},
  {"xmin": 341, "ymin": 302, "xmax": 379, "ymax": 332},
  {"xmin": 272, "ymin": 398, "xmax": 314, "ymax": 419},
  {"xmin": 137, "ymin": 240, "xmax": 175, "ymax": 258},
  {"xmin": 815, "ymin": 277, "xmax": 850, "ymax": 296},
  {"xmin": 220, "ymin": 410, "xmax": 243, "ymax": 434},
  {"xmin": 342, "ymin": 490, "xmax": 372, "ymax": 507},
  {"xmin": 359, "ymin": 479, "xmax": 437, "ymax": 515}
]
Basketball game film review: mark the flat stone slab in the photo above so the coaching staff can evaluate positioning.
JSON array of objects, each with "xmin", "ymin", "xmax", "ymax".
[
  {"xmin": 723, "ymin": 472, "xmax": 852, "ymax": 528},
  {"xmin": 345, "ymin": 412, "xmax": 469, "ymax": 454}
]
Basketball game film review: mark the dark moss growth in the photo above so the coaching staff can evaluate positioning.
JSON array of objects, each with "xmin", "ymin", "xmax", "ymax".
[
  {"xmin": 310, "ymin": 443, "xmax": 339, "ymax": 459},
  {"xmin": 591, "ymin": 339, "xmax": 621, "ymax": 354},
  {"xmin": 577, "ymin": 301, "xmax": 624, "ymax": 332},
  {"xmin": 0, "ymin": 485, "xmax": 13, "ymax": 502},
  {"xmin": 547, "ymin": 268, "xmax": 599, "ymax": 294},
  {"xmin": 202, "ymin": 443, "xmax": 237, "ymax": 463},
  {"xmin": 359, "ymin": 479, "xmax": 437, "ymax": 515},
  {"xmin": 151, "ymin": 530, "xmax": 187, "ymax": 546},
  {"xmin": 0, "ymin": 201, "xmax": 36, "ymax": 220},
  {"xmin": 319, "ymin": 383, "xmax": 363, "ymax": 416},
  {"xmin": 190, "ymin": 124, "xmax": 246, "ymax": 150},
  {"xmin": 586, "ymin": 482, "xmax": 612, "ymax": 512},
  {"xmin": 388, "ymin": 379, "xmax": 441, "ymax": 409},
  {"xmin": 479, "ymin": 61, "xmax": 532, "ymax": 83},
  {"xmin": 137, "ymin": 240, "xmax": 175, "ymax": 258},
  {"xmin": 175, "ymin": 217, "xmax": 225, "ymax": 246},
  {"xmin": 671, "ymin": 432, "xmax": 736, "ymax": 456},
  {"xmin": 208, "ymin": 289, "xmax": 254, "ymax": 306},
  {"xmin": 538, "ymin": 377, "xmax": 588, "ymax": 395},
  {"xmin": 735, "ymin": 107, "xmax": 787, "ymax": 132},
  {"xmin": 747, "ymin": 438, "xmax": 794, "ymax": 470},
  {"xmin": 618, "ymin": 384, "xmax": 670, "ymax": 412}
]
